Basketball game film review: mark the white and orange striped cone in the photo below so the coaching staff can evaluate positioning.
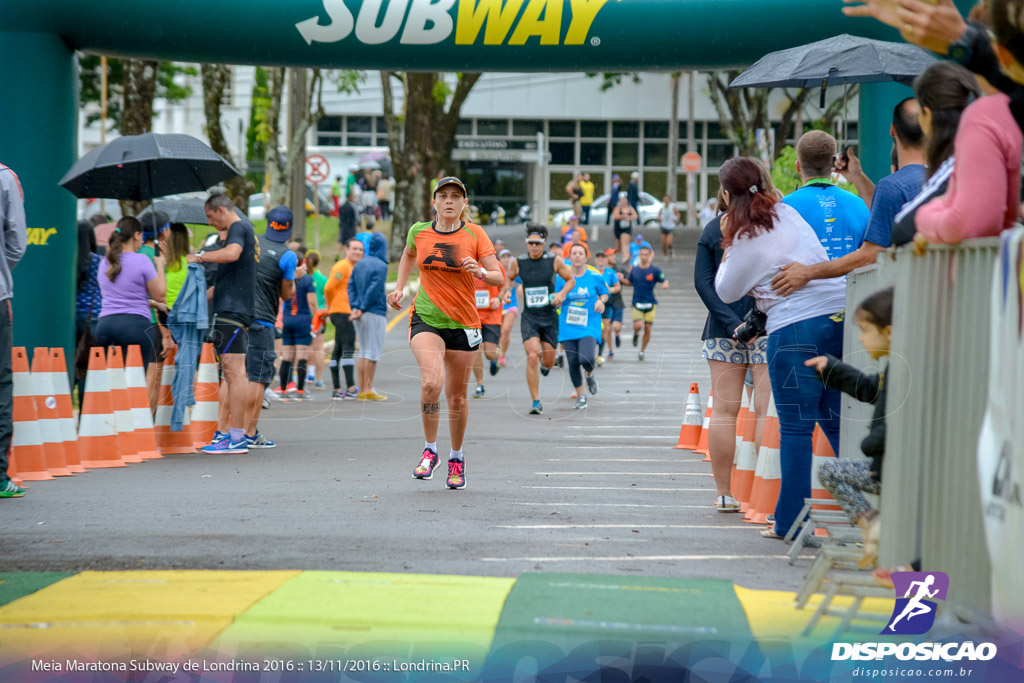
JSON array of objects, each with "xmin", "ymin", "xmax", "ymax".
[
  {"xmin": 733, "ymin": 386, "xmax": 758, "ymax": 509},
  {"xmin": 49, "ymin": 348, "xmax": 85, "ymax": 473},
  {"xmin": 30, "ymin": 347, "xmax": 72, "ymax": 477},
  {"xmin": 729, "ymin": 386, "xmax": 751, "ymax": 493},
  {"xmin": 811, "ymin": 424, "xmax": 842, "ymax": 520},
  {"xmin": 106, "ymin": 346, "xmax": 141, "ymax": 464},
  {"xmin": 191, "ymin": 343, "xmax": 219, "ymax": 447},
  {"xmin": 695, "ymin": 390, "xmax": 712, "ymax": 461},
  {"xmin": 674, "ymin": 382, "xmax": 704, "ymax": 450},
  {"xmin": 154, "ymin": 347, "xmax": 196, "ymax": 455},
  {"xmin": 10, "ymin": 347, "xmax": 53, "ymax": 481},
  {"xmin": 745, "ymin": 393, "xmax": 781, "ymax": 525},
  {"xmin": 78, "ymin": 347, "xmax": 125, "ymax": 468},
  {"xmin": 125, "ymin": 345, "xmax": 161, "ymax": 460}
]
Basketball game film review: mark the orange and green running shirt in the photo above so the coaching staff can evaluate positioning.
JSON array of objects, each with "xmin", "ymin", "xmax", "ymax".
[
  {"xmin": 474, "ymin": 261, "xmax": 506, "ymax": 326},
  {"xmin": 408, "ymin": 221, "xmax": 496, "ymax": 330}
]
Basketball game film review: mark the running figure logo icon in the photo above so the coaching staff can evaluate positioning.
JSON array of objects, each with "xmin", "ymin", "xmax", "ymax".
[
  {"xmin": 883, "ymin": 571, "xmax": 949, "ymax": 635},
  {"xmin": 422, "ymin": 243, "xmax": 458, "ymax": 268}
]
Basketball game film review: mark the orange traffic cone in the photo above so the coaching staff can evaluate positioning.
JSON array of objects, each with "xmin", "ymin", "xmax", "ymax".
[
  {"xmin": 729, "ymin": 386, "xmax": 751, "ymax": 494},
  {"xmin": 106, "ymin": 346, "xmax": 141, "ymax": 463},
  {"xmin": 125, "ymin": 346, "xmax": 161, "ymax": 459},
  {"xmin": 674, "ymin": 382, "xmax": 703, "ymax": 450},
  {"xmin": 695, "ymin": 390, "xmax": 713, "ymax": 461},
  {"xmin": 30, "ymin": 347, "xmax": 72, "ymax": 477},
  {"xmin": 48, "ymin": 348, "xmax": 85, "ymax": 473},
  {"xmin": 154, "ymin": 347, "xmax": 196, "ymax": 455},
  {"xmin": 745, "ymin": 392, "xmax": 781, "ymax": 525},
  {"xmin": 191, "ymin": 343, "xmax": 219, "ymax": 447},
  {"xmin": 9, "ymin": 347, "xmax": 52, "ymax": 481},
  {"xmin": 732, "ymin": 386, "xmax": 758, "ymax": 508},
  {"xmin": 78, "ymin": 347, "xmax": 125, "ymax": 468},
  {"xmin": 811, "ymin": 424, "xmax": 841, "ymax": 513}
]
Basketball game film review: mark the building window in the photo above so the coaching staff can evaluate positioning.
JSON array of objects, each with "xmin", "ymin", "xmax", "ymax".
[
  {"xmin": 548, "ymin": 120, "xmax": 576, "ymax": 137},
  {"xmin": 456, "ymin": 119, "xmax": 473, "ymax": 136},
  {"xmin": 611, "ymin": 142, "xmax": 638, "ymax": 167},
  {"xmin": 580, "ymin": 120, "xmax": 607, "ymax": 138},
  {"xmin": 707, "ymin": 142, "xmax": 735, "ymax": 167},
  {"xmin": 347, "ymin": 116, "xmax": 372, "ymax": 133},
  {"xmin": 549, "ymin": 172, "xmax": 575, "ymax": 202},
  {"xmin": 317, "ymin": 115, "xmax": 342, "ymax": 146},
  {"xmin": 643, "ymin": 143, "xmax": 668, "ymax": 167},
  {"xmin": 549, "ymin": 142, "xmax": 575, "ymax": 166},
  {"xmin": 679, "ymin": 121, "xmax": 705, "ymax": 140},
  {"xmin": 612, "ymin": 121, "xmax": 639, "ymax": 138},
  {"xmin": 477, "ymin": 119, "xmax": 509, "ymax": 136},
  {"xmin": 375, "ymin": 135, "xmax": 389, "ymax": 147},
  {"xmin": 348, "ymin": 136, "xmax": 373, "ymax": 147},
  {"xmin": 644, "ymin": 170, "xmax": 668, "ymax": 199},
  {"xmin": 706, "ymin": 121, "xmax": 725, "ymax": 140},
  {"xmin": 513, "ymin": 119, "xmax": 543, "ymax": 136},
  {"xmin": 644, "ymin": 121, "xmax": 669, "ymax": 139},
  {"xmin": 580, "ymin": 142, "xmax": 607, "ymax": 166}
]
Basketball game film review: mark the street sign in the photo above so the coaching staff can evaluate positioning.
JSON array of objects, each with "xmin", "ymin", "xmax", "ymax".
[
  {"xmin": 305, "ymin": 154, "xmax": 330, "ymax": 183},
  {"xmin": 682, "ymin": 152, "xmax": 702, "ymax": 173}
]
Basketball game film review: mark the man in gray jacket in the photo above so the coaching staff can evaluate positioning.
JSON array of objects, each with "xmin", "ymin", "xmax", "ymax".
[{"xmin": 0, "ymin": 162, "xmax": 28, "ymax": 497}]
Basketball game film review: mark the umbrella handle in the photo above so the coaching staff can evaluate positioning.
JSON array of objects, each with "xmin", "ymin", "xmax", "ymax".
[{"xmin": 820, "ymin": 78, "xmax": 828, "ymax": 109}]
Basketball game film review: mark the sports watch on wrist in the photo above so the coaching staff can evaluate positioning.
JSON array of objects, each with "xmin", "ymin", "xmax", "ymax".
[{"xmin": 947, "ymin": 23, "xmax": 980, "ymax": 65}]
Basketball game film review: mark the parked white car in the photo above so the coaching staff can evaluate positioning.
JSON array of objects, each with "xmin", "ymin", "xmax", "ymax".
[
  {"xmin": 553, "ymin": 192, "xmax": 667, "ymax": 229},
  {"xmin": 248, "ymin": 193, "xmax": 266, "ymax": 221}
]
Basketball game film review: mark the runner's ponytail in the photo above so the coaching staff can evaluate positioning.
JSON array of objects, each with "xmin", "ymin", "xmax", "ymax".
[{"xmin": 106, "ymin": 216, "xmax": 142, "ymax": 282}]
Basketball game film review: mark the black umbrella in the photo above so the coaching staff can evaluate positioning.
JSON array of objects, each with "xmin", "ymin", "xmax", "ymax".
[
  {"xmin": 59, "ymin": 133, "xmax": 240, "ymax": 201},
  {"xmin": 730, "ymin": 34, "xmax": 937, "ymax": 106},
  {"xmin": 137, "ymin": 197, "xmax": 245, "ymax": 225}
]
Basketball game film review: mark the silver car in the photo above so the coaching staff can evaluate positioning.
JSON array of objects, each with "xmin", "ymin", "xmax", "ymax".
[{"xmin": 553, "ymin": 192, "xmax": 664, "ymax": 229}]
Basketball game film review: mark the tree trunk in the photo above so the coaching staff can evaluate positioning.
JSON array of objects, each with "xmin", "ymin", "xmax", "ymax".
[
  {"xmin": 201, "ymin": 63, "xmax": 252, "ymax": 212},
  {"xmin": 384, "ymin": 72, "xmax": 481, "ymax": 262},
  {"xmin": 288, "ymin": 68, "xmax": 309, "ymax": 241},
  {"xmin": 668, "ymin": 72, "xmax": 680, "ymax": 203},
  {"xmin": 120, "ymin": 58, "xmax": 159, "ymax": 216},
  {"xmin": 264, "ymin": 67, "xmax": 287, "ymax": 208}
]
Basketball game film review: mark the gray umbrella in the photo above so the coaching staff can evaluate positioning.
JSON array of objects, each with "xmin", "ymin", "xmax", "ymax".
[
  {"xmin": 730, "ymin": 34, "xmax": 937, "ymax": 105},
  {"xmin": 59, "ymin": 132, "xmax": 239, "ymax": 201},
  {"xmin": 137, "ymin": 197, "xmax": 245, "ymax": 225}
]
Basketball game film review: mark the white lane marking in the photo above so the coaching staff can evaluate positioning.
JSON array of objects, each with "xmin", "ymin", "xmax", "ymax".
[
  {"xmin": 478, "ymin": 555, "xmax": 802, "ymax": 562},
  {"xmin": 522, "ymin": 486, "xmax": 710, "ymax": 491},
  {"xmin": 514, "ymin": 502, "xmax": 709, "ymax": 509},
  {"xmin": 496, "ymin": 524, "xmax": 752, "ymax": 530},
  {"xmin": 545, "ymin": 458, "xmax": 703, "ymax": 462},
  {"xmin": 533, "ymin": 472, "xmax": 711, "ymax": 476},
  {"xmin": 557, "ymin": 446, "xmax": 684, "ymax": 450},
  {"xmin": 577, "ymin": 435, "xmax": 682, "ymax": 440},
  {"xmin": 565, "ymin": 425, "xmax": 680, "ymax": 430}
]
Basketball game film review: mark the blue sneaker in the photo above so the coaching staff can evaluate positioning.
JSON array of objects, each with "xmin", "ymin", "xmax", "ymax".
[
  {"xmin": 489, "ymin": 360, "xmax": 499, "ymax": 376},
  {"xmin": 529, "ymin": 400, "xmax": 543, "ymax": 415},
  {"xmin": 245, "ymin": 432, "xmax": 276, "ymax": 449},
  {"xmin": 201, "ymin": 435, "xmax": 249, "ymax": 455},
  {"xmin": 209, "ymin": 430, "xmax": 228, "ymax": 444}
]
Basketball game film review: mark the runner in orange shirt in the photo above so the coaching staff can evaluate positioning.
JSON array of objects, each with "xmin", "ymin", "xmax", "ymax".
[{"xmin": 388, "ymin": 177, "xmax": 503, "ymax": 490}]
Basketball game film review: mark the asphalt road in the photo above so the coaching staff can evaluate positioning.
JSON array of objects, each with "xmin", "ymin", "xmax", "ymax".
[{"xmin": 2, "ymin": 225, "xmax": 811, "ymax": 591}]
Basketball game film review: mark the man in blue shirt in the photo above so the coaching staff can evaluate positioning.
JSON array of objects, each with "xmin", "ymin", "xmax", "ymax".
[
  {"xmin": 622, "ymin": 243, "xmax": 668, "ymax": 361},
  {"xmin": 783, "ymin": 131, "xmax": 869, "ymax": 261},
  {"xmin": 772, "ymin": 98, "xmax": 927, "ymax": 296}
]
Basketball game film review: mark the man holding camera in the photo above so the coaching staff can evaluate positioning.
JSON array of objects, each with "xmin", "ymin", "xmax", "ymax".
[{"xmin": 782, "ymin": 131, "xmax": 870, "ymax": 262}]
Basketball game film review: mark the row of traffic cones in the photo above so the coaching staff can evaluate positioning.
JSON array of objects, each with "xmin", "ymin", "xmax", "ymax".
[
  {"xmin": 8, "ymin": 343, "xmax": 222, "ymax": 482},
  {"xmin": 673, "ymin": 382, "xmax": 838, "ymax": 526}
]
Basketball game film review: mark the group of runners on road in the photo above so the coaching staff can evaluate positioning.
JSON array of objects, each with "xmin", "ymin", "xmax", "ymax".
[{"xmin": 388, "ymin": 177, "xmax": 669, "ymax": 490}]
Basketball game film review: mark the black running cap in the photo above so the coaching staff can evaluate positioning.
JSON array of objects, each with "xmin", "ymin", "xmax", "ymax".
[{"xmin": 433, "ymin": 176, "xmax": 467, "ymax": 197}]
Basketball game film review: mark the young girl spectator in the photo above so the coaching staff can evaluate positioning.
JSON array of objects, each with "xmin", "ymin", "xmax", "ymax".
[
  {"xmin": 279, "ymin": 255, "xmax": 318, "ymax": 401},
  {"xmin": 714, "ymin": 157, "xmax": 847, "ymax": 540},
  {"xmin": 94, "ymin": 217, "xmax": 167, "ymax": 370},
  {"xmin": 807, "ymin": 287, "xmax": 893, "ymax": 568}
]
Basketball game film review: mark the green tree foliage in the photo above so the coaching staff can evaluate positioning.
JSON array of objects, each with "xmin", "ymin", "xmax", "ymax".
[
  {"xmin": 246, "ymin": 67, "xmax": 271, "ymax": 188},
  {"xmin": 771, "ymin": 145, "xmax": 860, "ymax": 197},
  {"xmin": 78, "ymin": 55, "xmax": 196, "ymax": 133}
]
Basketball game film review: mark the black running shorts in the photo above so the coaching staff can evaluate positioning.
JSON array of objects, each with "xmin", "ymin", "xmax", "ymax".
[
  {"xmin": 521, "ymin": 311, "xmax": 559, "ymax": 348},
  {"xmin": 409, "ymin": 310, "xmax": 481, "ymax": 352}
]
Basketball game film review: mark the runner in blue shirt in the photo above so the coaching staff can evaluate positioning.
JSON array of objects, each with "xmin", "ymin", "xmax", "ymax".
[
  {"xmin": 622, "ymin": 242, "xmax": 668, "ymax": 361},
  {"xmin": 593, "ymin": 249, "xmax": 622, "ymax": 364},
  {"xmin": 783, "ymin": 131, "xmax": 869, "ymax": 261},
  {"xmin": 555, "ymin": 242, "xmax": 608, "ymax": 409}
]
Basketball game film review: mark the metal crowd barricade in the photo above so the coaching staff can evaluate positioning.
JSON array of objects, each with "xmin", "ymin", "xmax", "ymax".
[{"xmin": 841, "ymin": 239, "xmax": 1000, "ymax": 620}]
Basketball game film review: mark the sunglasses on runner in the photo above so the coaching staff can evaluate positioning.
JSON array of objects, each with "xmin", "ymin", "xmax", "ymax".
[{"xmin": 526, "ymin": 239, "xmax": 545, "ymax": 245}]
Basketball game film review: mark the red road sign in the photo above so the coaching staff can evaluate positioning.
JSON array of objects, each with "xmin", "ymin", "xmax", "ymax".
[
  {"xmin": 305, "ymin": 154, "xmax": 330, "ymax": 183},
  {"xmin": 681, "ymin": 152, "xmax": 702, "ymax": 173}
]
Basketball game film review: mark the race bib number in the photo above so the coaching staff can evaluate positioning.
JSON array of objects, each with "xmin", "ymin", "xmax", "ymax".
[
  {"xmin": 634, "ymin": 302, "xmax": 654, "ymax": 311},
  {"xmin": 565, "ymin": 306, "xmax": 588, "ymax": 327},
  {"xmin": 525, "ymin": 286, "xmax": 549, "ymax": 308},
  {"xmin": 475, "ymin": 290, "xmax": 490, "ymax": 309},
  {"xmin": 465, "ymin": 328, "xmax": 482, "ymax": 347}
]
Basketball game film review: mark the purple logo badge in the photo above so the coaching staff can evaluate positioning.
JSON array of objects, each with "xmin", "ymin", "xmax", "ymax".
[{"xmin": 882, "ymin": 571, "xmax": 949, "ymax": 635}]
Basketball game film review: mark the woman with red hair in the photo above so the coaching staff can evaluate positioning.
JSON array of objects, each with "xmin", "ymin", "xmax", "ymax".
[{"xmin": 714, "ymin": 157, "xmax": 847, "ymax": 540}]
